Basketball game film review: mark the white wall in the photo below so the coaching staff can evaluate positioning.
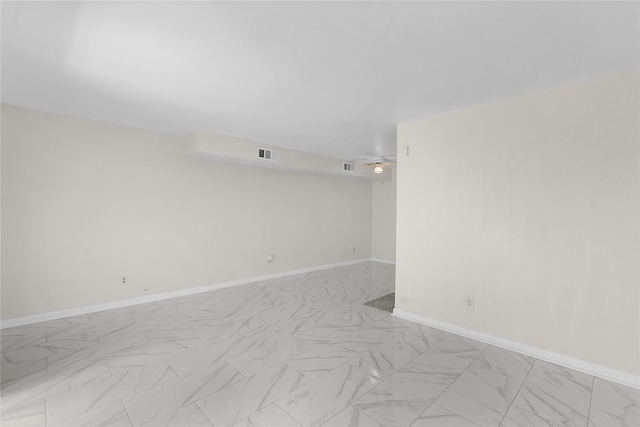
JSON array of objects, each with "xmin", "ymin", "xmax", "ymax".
[
  {"xmin": 371, "ymin": 167, "xmax": 396, "ymax": 263},
  {"xmin": 396, "ymin": 70, "xmax": 639, "ymax": 376},
  {"xmin": 1, "ymin": 105, "xmax": 373, "ymax": 320}
]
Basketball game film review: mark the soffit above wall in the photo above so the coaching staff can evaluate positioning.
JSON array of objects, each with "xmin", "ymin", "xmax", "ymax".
[{"xmin": 184, "ymin": 131, "xmax": 392, "ymax": 181}]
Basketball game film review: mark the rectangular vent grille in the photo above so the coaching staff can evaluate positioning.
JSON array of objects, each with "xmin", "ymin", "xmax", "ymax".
[
  {"xmin": 257, "ymin": 148, "xmax": 278, "ymax": 161},
  {"xmin": 343, "ymin": 162, "xmax": 354, "ymax": 172}
]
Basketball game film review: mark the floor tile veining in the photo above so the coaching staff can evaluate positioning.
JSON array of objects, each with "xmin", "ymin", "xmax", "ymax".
[{"xmin": 1, "ymin": 262, "xmax": 638, "ymax": 427}]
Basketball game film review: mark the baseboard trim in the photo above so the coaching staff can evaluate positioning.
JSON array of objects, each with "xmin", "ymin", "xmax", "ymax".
[
  {"xmin": 370, "ymin": 258, "xmax": 396, "ymax": 265},
  {"xmin": 393, "ymin": 309, "xmax": 640, "ymax": 390},
  {"xmin": 1, "ymin": 258, "xmax": 383, "ymax": 329}
]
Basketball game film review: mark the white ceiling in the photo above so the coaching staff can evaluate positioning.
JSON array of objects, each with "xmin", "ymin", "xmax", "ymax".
[{"xmin": 2, "ymin": 1, "xmax": 638, "ymax": 161}]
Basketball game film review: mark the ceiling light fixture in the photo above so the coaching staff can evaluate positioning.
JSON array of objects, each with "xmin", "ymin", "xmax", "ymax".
[{"xmin": 373, "ymin": 164, "xmax": 384, "ymax": 174}]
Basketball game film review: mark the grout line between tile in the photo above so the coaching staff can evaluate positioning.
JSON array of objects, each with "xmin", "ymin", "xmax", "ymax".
[
  {"xmin": 410, "ymin": 402, "xmax": 482, "ymax": 427},
  {"xmin": 274, "ymin": 398, "xmax": 305, "ymax": 427},
  {"xmin": 194, "ymin": 401, "xmax": 216, "ymax": 427},
  {"xmin": 420, "ymin": 340, "xmax": 505, "ymax": 427},
  {"xmin": 586, "ymin": 375, "xmax": 596, "ymax": 426},
  {"xmin": 120, "ymin": 398, "xmax": 136, "ymax": 427},
  {"xmin": 497, "ymin": 352, "xmax": 537, "ymax": 426}
]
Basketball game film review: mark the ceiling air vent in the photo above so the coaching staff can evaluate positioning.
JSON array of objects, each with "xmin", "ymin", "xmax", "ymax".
[
  {"xmin": 257, "ymin": 148, "xmax": 278, "ymax": 161},
  {"xmin": 343, "ymin": 162, "xmax": 354, "ymax": 172}
]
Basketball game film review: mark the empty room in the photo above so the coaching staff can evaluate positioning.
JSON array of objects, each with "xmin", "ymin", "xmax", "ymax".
[{"xmin": 1, "ymin": 1, "xmax": 638, "ymax": 427}]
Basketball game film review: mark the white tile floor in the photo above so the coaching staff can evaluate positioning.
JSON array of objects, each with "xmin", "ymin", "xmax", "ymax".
[{"xmin": 1, "ymin": 262, "xmax": 638, "ymax": 427}]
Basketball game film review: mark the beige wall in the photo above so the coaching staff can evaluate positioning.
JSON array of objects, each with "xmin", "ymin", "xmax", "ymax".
[
  {"xmin": 372, "ymin": 167, "xmax": 396, "ymax": 262},
  {"xmin": 1, "ymin": 105, "xmax": 373, "ymax": 319},
  {"xmin": 396, "ymin": 70, "xmax": 639, "ymax": 375}
]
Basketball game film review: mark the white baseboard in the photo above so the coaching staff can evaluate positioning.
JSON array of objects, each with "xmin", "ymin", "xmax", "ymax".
[
  {"xmin": 1, "ymin": 258, "xmax": 385, "ymax": 329},
  {"xmin": 370, "ymin": 258, "xmax": 396, "ymax": 265},
  {"xmin": 393, "ymin": 309, "xmax": 640, "ymax": 390}
]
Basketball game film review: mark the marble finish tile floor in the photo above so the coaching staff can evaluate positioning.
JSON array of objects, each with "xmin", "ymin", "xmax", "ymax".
[{"xmin": 1, "ymin": 262, "xmax": 638, "ymax": 427}]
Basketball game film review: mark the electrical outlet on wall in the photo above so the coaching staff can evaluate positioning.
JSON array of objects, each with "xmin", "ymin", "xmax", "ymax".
[
  {"xmin": 120, "ymin": 276, "xmax": 128, "ymax": 286},
  {"xmin": 465, "ymin": 297, "xmax": 475, "ymax": 310}
]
